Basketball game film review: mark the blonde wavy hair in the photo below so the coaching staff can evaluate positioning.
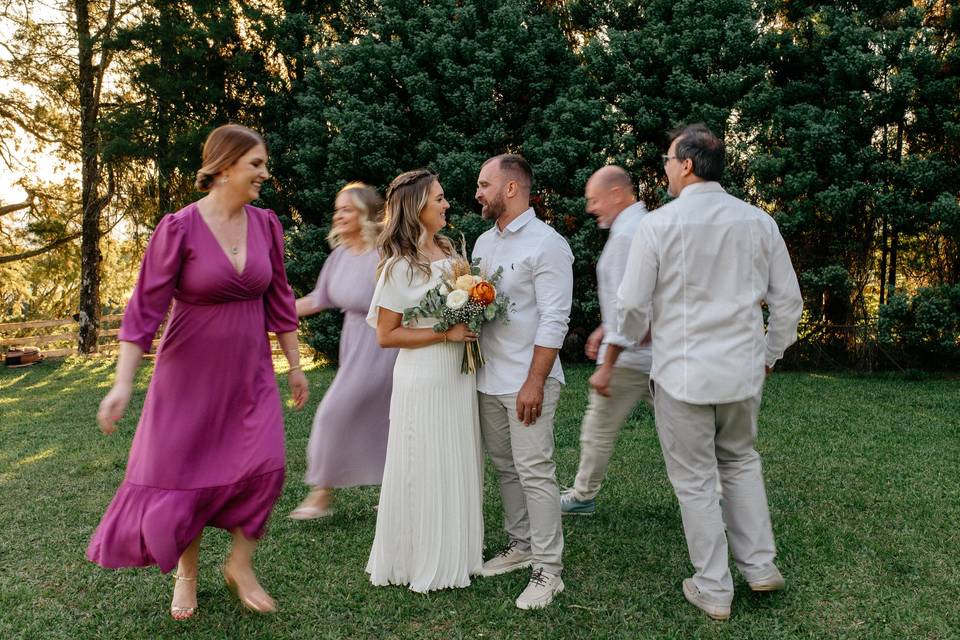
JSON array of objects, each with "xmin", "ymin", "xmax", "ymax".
[
  {"xmin": 378, "ymin": 169, "xmax": 454, "ymax": 281},
  {"xmin": 327, "ymin": 182, "xmax": 384, "ymax": 250}
]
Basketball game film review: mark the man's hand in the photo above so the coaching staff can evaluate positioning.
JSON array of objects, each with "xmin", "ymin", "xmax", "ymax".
[
  {"xmin": 765, "ymin": 365, "xmax": 773, "ymax": 377},
  {"xmin": 516, "ymin": 377, "xmax": 545, "ymax": 426},
  {"xmin": 589, "ymin": 365, "xmax": 614, "ymax": 397},
  {"xmin": 585, "ymin": 326, "xmax": 604, "ymax": 360}
]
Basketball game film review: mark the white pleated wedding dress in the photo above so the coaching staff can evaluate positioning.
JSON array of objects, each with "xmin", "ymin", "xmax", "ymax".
[{"xmin": 365, "ymin": 257, "xmax": 484, "ymax": 592}]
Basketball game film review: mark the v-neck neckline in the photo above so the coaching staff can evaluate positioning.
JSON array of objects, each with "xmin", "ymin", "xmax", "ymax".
[{"xmin": 194, "ymin": 202, "xmax": 250, "ymax": 277}]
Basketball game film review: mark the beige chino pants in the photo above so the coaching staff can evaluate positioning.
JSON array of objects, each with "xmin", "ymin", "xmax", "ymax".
[
  {"xmin": 571, "ymin": 367, "xmax": 653, "ymax": 501},
  {"xmin": 478, "ymin": 378, "xmax": 564, "ymax": 575},
  {"xmin": 653, "ymin": 382, "xmax": 778, "ymax": 605}
]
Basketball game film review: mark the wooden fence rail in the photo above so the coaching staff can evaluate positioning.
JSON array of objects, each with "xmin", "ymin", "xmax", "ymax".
[
  {"xmin": 0, "ymin": 314, "xmax": 305, "ymax": 361},
  {"xmin": 0, "ymin": 314, "xmax": 126, "ymax": 359}
]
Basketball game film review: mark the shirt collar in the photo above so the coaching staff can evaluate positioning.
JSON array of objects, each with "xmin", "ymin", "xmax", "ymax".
[
  {"xmin": 497, "ymin": 207, "xmax": 536, "ymax": 236},
  {"xmin": 677, "ymin": 181, "xmax": 726, "ymax": 198},
  {"xmin": 610, "ymin": 201, "xmax": 647, "ymax": 233}
]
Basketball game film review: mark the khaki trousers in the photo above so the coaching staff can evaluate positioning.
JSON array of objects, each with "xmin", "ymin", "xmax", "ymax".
[
  {"xmin": 571, "ymin": 367, "xmax": 653, "ymax": 501},
  {"xmin": 478, "ymin": 379, "xmax": 563, "ymax": 575},
  {"xmin": 653, "ymin": 382, "xmax": 778, "ymax": 605}
]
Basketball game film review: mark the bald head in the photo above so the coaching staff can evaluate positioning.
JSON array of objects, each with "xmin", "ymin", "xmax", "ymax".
[
  {"xmin": 588, "ymin": 165, "xmax": 634, "ymax": 193},
  {"xmin": 585, "ymin": 165, "xmax": 636, "ymax": 228}
]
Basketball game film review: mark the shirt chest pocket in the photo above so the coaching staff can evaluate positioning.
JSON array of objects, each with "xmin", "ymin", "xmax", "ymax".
[{"xmin": 502, "ymin": 257, "xmax": 535, "ymax": 296}]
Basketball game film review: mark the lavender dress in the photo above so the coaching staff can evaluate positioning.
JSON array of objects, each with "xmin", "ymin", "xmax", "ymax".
[
  {"xmin": 87, "ymin": 203, "xmax": 298, "ymax": 573},
  {"xmin": 304, "ymin": 246, "xmax": 397, "ymax": 487}
]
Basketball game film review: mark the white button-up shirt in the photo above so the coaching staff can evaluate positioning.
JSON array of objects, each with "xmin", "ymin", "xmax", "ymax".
[
  {"xmin": 473, "ymin": 208, "xmax": 574, "ymax": 395},
  {"xmin": 597, "ymin": 202, "xmax": 653, "ymax": 373},
  {"xmin": 617, "ymin": 182, "xmax": 803, "ymax": 404}
]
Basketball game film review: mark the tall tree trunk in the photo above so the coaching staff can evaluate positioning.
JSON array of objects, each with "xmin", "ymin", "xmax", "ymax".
[
  {"xmin": 888, "ymin": 230, "xmax": 898, "ymax": 297},
  {"xmin": 887, "ymin": 120, "xmax": 904, "ymax": 299},
  {"xmin": 878, "ymin": 215, "xmax": 888, "ymax": 305},
  {"xmin": 75, "ymin": 0, "xmax": 102, "ymax": 354},
  {"xmin": 878, "ymin": 121, "xmax": 888, "ymax": 306}
]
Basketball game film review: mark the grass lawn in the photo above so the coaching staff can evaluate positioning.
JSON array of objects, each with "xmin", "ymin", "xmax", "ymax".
[{"xmin": 1, "ymin": 358, "xmax": 958, "ymax": 639}]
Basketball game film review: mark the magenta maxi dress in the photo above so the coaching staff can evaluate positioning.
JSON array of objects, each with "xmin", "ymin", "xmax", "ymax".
[{"xmin": 87, "ymin": 203, "xmax": 298, "ymax": 573}]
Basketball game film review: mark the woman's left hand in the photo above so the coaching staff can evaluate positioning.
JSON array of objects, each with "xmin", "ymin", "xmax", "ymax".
[{"xmin": 287, "ymin": 369, "xmax": 309, "ymax": 409}]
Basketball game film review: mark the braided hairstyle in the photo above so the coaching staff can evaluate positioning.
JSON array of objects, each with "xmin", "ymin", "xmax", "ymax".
[{"xmin": 377, "ymin": 168, "xmax": 454, "ymax": 281}]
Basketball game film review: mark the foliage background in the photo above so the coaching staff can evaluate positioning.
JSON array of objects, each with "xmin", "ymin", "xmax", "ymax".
[{"xmin": 1, "ymin": 0, "xmax": 958, "ymax": 366}]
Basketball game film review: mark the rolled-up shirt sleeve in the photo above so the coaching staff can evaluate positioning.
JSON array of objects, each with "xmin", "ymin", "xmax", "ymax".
[
  {"xmin": 532, "ymin": 234, "xmax": 574, "ymax": 349},
  {"xmin": 617, "ymin": 221, "xmax": 658, "ymax": 342},
  {"xmin": 763, "ymin": 220, "xmax": 803, "ymax": 367}
]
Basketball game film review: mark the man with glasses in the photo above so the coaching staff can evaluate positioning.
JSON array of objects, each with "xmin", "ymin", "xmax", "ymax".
[{"xmin": 618, "ymin": 124, "xmax": 803, "ymax": 620}]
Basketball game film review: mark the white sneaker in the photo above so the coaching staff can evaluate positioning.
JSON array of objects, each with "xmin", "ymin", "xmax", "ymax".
[
  {"xmin": 748, "ymin": 566, "xmax": 785, "ymax": 592},
  {"xmin": 515, "ymin": 568, "xmax": 564, "ymax": 610},
  {"xmin": 682, "ymin": 578, "xmax": 730, "ymax": 620},
  {"xmin": 478, "ymin": 541, "xmax": 532, "ymax": 577}
]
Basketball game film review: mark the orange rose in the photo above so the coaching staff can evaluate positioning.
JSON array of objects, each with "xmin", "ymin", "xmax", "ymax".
[{"xmin": 470, "ymin": 281, "xmax": 496, "ymax": 305}]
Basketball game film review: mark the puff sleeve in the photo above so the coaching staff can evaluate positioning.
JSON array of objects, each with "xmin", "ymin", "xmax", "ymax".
[
  {"xmin": 366, "ymin": 258, "xmax": 418, "ymax": 328},
  {"xmin": 307, "ymin": 247, "xmax": 341, "ymax": 312},
  {"xmin": 118, "ymin": 215, "xmax": 184, "ymax": 353},
  {"xmin": 263, "ymin": 210, "xmax": 299, "ymax": 333}
]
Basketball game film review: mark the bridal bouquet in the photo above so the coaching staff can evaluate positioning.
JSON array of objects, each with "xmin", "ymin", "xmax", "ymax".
[{"xmin": 403, "ymin": 245, "xmax": 511, "ymax": 374}]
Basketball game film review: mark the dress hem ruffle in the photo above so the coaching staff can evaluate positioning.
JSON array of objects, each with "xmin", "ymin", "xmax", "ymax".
[{"xmin": 86, "ymin": 467, "xmax": 285, "ymax": 573}]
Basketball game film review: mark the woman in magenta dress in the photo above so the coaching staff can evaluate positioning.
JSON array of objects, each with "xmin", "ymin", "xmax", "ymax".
[
  {"xmin": 289, "ymin": 183, "xmax": 398, "ymax": 519},
  {"xmin": 89, "ymin": 124, "xmax": 309, "ymax": 620}
]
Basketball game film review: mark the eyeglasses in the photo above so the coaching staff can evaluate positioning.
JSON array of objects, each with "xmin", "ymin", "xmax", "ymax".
[{"xmin": 661, "ymin": 155, "xmax": 679, "ymax": 166}]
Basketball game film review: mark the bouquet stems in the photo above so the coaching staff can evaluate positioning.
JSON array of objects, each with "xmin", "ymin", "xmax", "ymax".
[{"xmin": 461, "ymin": 341, "xmax": 485, "ymax": 374}]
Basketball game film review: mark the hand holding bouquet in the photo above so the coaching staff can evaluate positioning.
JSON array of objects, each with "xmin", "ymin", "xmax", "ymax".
[{"xmin": 403, "ymin": 243, "xmax": 512, "ymax": 374}]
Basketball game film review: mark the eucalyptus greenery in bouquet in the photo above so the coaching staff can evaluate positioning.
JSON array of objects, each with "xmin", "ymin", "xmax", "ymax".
[{"xmin": 403, "ymin": 247, "xmax": 512, "ymax": 374}]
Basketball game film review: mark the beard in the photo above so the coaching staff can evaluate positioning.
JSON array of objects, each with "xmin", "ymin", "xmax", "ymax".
[{"xmin": 481, "ymin": 193, "xmax": 506, "ymax": 221}]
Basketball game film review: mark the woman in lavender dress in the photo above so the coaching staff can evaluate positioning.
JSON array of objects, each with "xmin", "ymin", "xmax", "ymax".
[
  {"xmin": 89, "ymin": 125, "xmax": 309, "ymax": 619},
  {"xmin": 288, "ymin": 183, "xmax": 398, "ymax": 519}
]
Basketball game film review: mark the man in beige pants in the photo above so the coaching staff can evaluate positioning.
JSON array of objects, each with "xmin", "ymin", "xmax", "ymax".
[
  {"xmin": 560, "ymin": 166, "xmax": 653, "ymax": 516},
  {"xmin": 473, "ymin": 154, "xmax": 574, "ymax": 610},
  {"xmin": 618, "ymin": 124, "xmax": 803, "ymax": 620}
]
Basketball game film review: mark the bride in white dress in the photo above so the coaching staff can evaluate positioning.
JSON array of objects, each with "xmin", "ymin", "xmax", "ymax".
[{"xmin": 365, "ymin": 169, "xmax": 484, "ymax": 592}]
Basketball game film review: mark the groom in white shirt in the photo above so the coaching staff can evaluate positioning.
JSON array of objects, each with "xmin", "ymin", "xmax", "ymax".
[
  {"xmin": 618, "ymin": 124, "xmax": 803, "ymax": 620},
  {"xmin": 472, "ymin": 154, "xmax": 573, "ymax": 610}
]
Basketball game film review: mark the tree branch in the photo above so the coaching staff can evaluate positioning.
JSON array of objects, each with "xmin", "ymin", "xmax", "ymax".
[
  {"xmin": 0, "ymin": 198, "xmax": 33, "ymax": 217},
  {"xmin": 0, "ymin": 102, "xmax": 59, "ymax": 145},
  {"xmin": 92, "ymin": 0, "xmax": 119, "ymax": 118},
  {"xmin": 0, "ymin": 231, "xmax": 81, "ymax": 264}
]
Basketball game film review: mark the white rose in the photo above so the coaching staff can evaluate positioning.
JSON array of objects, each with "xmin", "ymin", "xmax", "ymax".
[
  {"xmin": 446, "ymin": 289, "xmax": 469, "ymax": 310},
  {"xmin": 455, "ymin": 274, "xmax": 479, "ymax": 292}
]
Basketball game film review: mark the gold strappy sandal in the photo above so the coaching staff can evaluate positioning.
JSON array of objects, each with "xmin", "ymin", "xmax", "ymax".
[{"xmin": 170, "ymin": 573, "xmax": 198, "ymax": 620}]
